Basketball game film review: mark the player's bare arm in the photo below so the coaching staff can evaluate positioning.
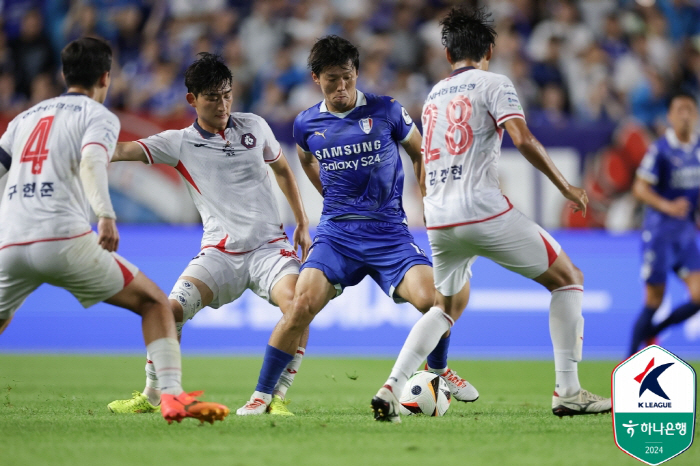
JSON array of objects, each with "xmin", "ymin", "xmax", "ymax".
[
  {"xmin": 270, "ymin": 153, "xmax": 312, "ymax": 261},
  {"xmin": 111, "ymin": 141, "xmax": 149, "ymax": 163},
  {"xmin": 504, "ymin": 118, "xmax": 587, "ymax": 217},
  {"xmin": 632, "ymin": 176, "xmax": 690, "ymax": 219},
  {"xmin": 400, "ymin": 127, "xmax": 426, "ymax": 197},
  {"xmin": 80, "ymin": 144, "xmax": 119, "ymax": 252},
  {"xmin": 297, "ymin": 144, "xmax": 324, "ymax": 196}
]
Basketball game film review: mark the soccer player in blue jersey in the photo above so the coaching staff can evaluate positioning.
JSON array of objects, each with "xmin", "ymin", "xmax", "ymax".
[
  {"xmin": 237, "ymin": 35, "xmax": 479, "ymax": 415},
  {"xmin": 629, "ymin": 92, "xmax": 700, "ymax": 356}
]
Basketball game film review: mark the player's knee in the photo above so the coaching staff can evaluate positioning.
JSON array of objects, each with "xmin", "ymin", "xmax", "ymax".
[
  {"xmin": 412, "ymin": 290, "xmax": 434, "ymax": 314},
  {"xmin": 288, "ymin": 293, "xmax": 317, "ymax": 329},
  {"xmin": 168, "ymin": 279, "xmax": 204, "ymax": 324}
]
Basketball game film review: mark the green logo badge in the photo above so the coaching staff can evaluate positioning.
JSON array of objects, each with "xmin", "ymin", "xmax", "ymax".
[{"xmin": 612, "ymin": 345, "xmax": 696, "ymax": 465}]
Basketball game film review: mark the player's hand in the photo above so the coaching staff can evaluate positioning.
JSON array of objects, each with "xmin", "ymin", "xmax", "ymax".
[
  {"xmin": 561, "ymin": 185, "xmax": 588, "ymax": 217},
  {"xmin": 293, "ymin": 222, "xmax": 312, "ymax": 262},
  {"xmin": 665, "ymin": 197, "xmax": 691, "ymax": 219},
  {"xmin": 97, "ymin": 217, "xmax": 119, "ymax": 252}
]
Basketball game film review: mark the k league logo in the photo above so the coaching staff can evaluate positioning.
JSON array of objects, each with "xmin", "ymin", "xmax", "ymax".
[{"xmin": 612, "ymin": 345, "xmax": 696, "ymax": 465}]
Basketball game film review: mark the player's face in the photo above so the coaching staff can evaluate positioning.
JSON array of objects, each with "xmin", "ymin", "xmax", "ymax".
[
  {"xmin": 668, "ymin": 97, "xmax": 698, "ymax": 136},
  {"xmin": 313, "ymin": 64, "xmax": 358, "ymax": 113},
  {"xmin": 188, "ymin": 86, "xmax": 233, "ymax": 131}
]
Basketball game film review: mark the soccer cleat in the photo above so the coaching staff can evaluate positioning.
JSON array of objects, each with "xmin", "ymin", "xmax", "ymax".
[
  {"xmin": 426, "ymin": 364, "xmax": 479, "ymax": 402},
  {"xmin": 160, "ymin": 391, "xmax": 229, "ymax": 424},
  {"xmin": 107, "ymin": 391, "xmax": 160, "ymax": 414},
  {"xmin": 268, "ymin": 395, "xmax": 294, "ymax": 416},
  {"xmin": 236, "ymin": 395, "xmax": 269, "ymax": 416},
  {"xmin": 552, "ymin": 389, "xmax": 612, "ymax": 417},
  {"xmin": 371, "ymin": 385, "xmax": 401, "ymax": 423}
]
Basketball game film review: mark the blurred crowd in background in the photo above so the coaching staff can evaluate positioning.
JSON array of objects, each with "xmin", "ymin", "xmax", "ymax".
[{"xmin": 1, "ymin": 0, "xmax": 700, "ymax": 228}]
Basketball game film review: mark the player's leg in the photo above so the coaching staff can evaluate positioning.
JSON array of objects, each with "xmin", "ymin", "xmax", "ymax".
[
  {"xmin": 0, "ymin": 245, "xmax": 42, "ymax": 337},
  {"xmin": 372, "ymin": 227, "xmax": 474, "ymax": 422},
  {"xmin": 0, "ymin": 317, "xmax": 11, "ymax": 335},
  {"xmin": 238, "ymin": 267, "xmax": 336, "ymax": 415},
  {"xmin": 629, "ymin": 283, "xmax": 665, "ymax": 356},
  {"xmin": 628, "ymin": 233, "xmax": 669, "ymax": 355},
  {"xmin": 109, "ymin": 273, "xmax": 214, "ymax": 413},
  {"xmin": 648, "ymin": 233, "xmax": 700, "ymax": 338}
]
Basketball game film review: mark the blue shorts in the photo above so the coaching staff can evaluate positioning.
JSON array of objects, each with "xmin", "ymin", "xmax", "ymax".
[
  {"xmin": 301, "ymin": 219, "xmax": 432, "ymax": 302},
  {"xmin": 641, "ymin": 223, "xmax": 700, "ymax": 284}
]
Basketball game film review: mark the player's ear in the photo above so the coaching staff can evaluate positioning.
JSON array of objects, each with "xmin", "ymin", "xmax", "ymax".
[
  {"xmin": 186, "ymin": 92, "xmax": 197, "ymax": 108},
  {"xmin": 445, "ymin": 48, "xmax": 453, "ymax": 64},
  {"xmin": 311, "ymin": 72, "xmax": 320, "ymax": 86},
  {"xmin": 485, "ymin": 44, "xmax": 493, "ymax": 62},
  {"xmin": 98, "ymin": 71, "xmax": 109, "ymax": 89}
]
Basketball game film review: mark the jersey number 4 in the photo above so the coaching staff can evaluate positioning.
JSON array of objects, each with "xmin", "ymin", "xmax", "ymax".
[
  {"xmin": 21, "ymin": 116, "xmax": 54, "ymax": 174},
  {"xmin": 422, "ymin": 96, "xmax": 473, "ymax": 164}
]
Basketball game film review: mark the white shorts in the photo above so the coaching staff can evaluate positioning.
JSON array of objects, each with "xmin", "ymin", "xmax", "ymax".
[
  {"xmin": 0, "ymin": 232, "xmax": 139, "ymax": 319},
  {"xmin": 177, "ymin": 239, "xmax": 300, "ymax": 308},
  {"xmin": 428, "ymin": 208, "xmax": 561, "ymax": 297}
]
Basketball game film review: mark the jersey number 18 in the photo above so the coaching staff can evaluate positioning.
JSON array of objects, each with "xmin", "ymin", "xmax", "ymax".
[
  {"xmin": 422, "ymin": 96, "xmax": 473, "ymax": 164},
  {"xmin": 20, "ymin": 116, "xmax": 54, "ymax": 174}
]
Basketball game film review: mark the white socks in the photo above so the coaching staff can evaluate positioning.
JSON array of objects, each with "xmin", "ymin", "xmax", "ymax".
[
  {"xmin": 145, "ymin": 338, "xmax": 183, "ymax": 396},
  {"xmin": 385, "ymin": 307, "xmax": 454, "ymax": 394},
  {"xmin": 549, "ymin": 285, "xmax": 584, "ymax": 397},
  {"xmin": 144, "ymin": 356, "xmax": 161, "ymax": 405},
  {"xmin": 274, "ymin": 347, "xmax": 305, "ymax": 399}
]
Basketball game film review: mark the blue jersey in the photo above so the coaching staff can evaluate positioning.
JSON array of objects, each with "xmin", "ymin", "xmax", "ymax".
[
  {"xmin": 637, "ymin": 129, "xmax": 700, "ymax": 232},
  {"xmin": 293, "ymin": 90, "xmax": 416, "ymax": 224}
]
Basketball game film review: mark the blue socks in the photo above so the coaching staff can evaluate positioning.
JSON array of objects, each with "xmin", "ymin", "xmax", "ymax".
[
  {"xmin": 427, "ymin": 333, "xmax": 451, "ymax": 371},
  {"xmin": 255, "ymin": 345, "xmax": 294, "ymax": 394},
  {"xmin": 655, "ymin": 301, "xmax": 700, "ymax": 334},
  {"xmin": 629, "ymin": 306, "xmax": 657, "ymax": 356}
]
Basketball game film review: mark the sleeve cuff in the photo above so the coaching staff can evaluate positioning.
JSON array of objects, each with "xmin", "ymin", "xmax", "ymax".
[
  {"xmin": 400, "ymin": 124, "xmax": 417, "ymax": 144},
  {"xmin": 496, "ymin": 113, "xmax": 525, "ymax": 127},
  {"xmin": 265, "ymin": 148, "xmax": 282, "ymax": 164},
  {"xmin": 135, "ymin": 140, "xmax": 154, "ymax": 165},
  {"xmin": 636, "ymin": 170, "xmax": 658, "ymax": 185}
]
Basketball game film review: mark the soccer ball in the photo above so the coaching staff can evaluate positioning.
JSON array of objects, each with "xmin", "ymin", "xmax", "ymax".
[{"xmin": 399, "ymin": 371, "xmax": 451, "ymax": 416}]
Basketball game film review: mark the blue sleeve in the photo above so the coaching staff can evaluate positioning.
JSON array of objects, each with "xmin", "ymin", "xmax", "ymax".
[
  {"xmin": 386, "ymin": 97, "xmax": 414, "ymax": 143},
  {"xmin": 293, "ymin": 114, "xmax": 310, "ymax": 152},
  {"xmin": 637, "ymin": 142, "xmax": 664, "ymax": 185}
]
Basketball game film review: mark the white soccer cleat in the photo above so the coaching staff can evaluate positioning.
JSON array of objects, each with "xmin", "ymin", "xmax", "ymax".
[
  {"xmin": 235, "ymin": 395, "xmax": 269, "ymax": 416},
  {"xmin": 371, "ymin": 385, "xmax": 401, "ymax": 423},
  {"xmin": 552, "ymin": 388, "xmax": 611, "ymax": 417},
  {"xmin": 427, "ymin": 365, "xmax": 479, "ymax": 402}
]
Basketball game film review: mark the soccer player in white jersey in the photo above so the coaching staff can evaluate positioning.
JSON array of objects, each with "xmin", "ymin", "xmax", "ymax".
[
  {"xmin": 371, "ymin": 8, "xmax": 611, "ymax": 423},
  {"xmin": 106, "ymin": 53, "xmax": 311, "ymax": 416},
  {"xmin": 0, "ymin": 38, "xmax": 229, "ymax": 424}
]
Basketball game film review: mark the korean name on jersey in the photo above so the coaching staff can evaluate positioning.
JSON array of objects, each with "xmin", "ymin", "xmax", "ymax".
[
  {"xmin": 0, "ymin": 93, "xmax": 119, "ymax": 248},
  {"xmin": 421, "ymin": 68, "xmax": 525, "ymax": 229}
]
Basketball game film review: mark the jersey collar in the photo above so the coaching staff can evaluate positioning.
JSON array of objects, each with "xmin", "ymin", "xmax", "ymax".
[
  {"xmin": 666, "ymin": 128, "xmax": 699, "ymax": 152},
  {"xmin": 193, "ymin": 116, "xmax": 236, "ymax": 139},
  {"xmin": 319, "ymin": 90, "xmax": 367, "ymax": 118},
  {"xmin": 449, "ymin": 66, "xmax": 476, "ymax": 77}
]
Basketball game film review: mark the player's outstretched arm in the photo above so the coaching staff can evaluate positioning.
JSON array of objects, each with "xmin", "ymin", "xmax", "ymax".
[
  {"xmin": 111, "ymin": 141, "xmax": 149, "ymax": 163},
  {"xmin": 297, "ymin": 144, "xmax": 324, "ymax": 196},
  {"xmin": 632, "ymin": 176, "xmax": 690, "ymax": 219},
  {"xmin": 400, "ymin": 128, "xmax": 426, "ymax": 197},
  {"xmin": 80, "ymin": 145, "xmax": 119, "ymax": 251},
  {"xmin": 504, "ymin": 118, "xmax": 587, "ymax": 217},
  {"xmin": 270, "ymin": 152, "xmax": 311, "ymax": 261}
]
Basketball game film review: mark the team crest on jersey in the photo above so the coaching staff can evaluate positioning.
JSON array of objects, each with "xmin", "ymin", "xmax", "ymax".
[
  {"xmin": 241, "ymin": 133, "xmax": 256, "ymax": 149},
  {"xmin": 359, "ymin": 118, "xmax": 373, "ymax": 134}
]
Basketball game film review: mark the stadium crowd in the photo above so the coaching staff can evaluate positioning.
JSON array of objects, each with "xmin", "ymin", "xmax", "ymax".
[{"xmin": 1, "ymin": 0, "xmax": 699, "ymax": 133}]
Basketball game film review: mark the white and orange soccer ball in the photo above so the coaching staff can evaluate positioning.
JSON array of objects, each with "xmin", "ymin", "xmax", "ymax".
[{"xmin": 399, "ymin": 371, "xmax": 451, "ymax": 416}]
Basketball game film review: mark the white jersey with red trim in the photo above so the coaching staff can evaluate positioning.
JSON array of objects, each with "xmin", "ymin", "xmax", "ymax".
[
  {"xmin": 421, "ymin": 67, "xmax": 525, "ymax": 229},
  {"xmin": 0, "ymin": 93, "xmax": 119, "ymax": 249},
  {"xmin": 137, "ymin": 112, "xmax": 286, "ymax": 253}
]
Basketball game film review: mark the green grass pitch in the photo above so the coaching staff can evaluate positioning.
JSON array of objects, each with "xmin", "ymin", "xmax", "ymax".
[{"xmin": 0, "ymin": 355, "xmax": 697, "ymax": 466}]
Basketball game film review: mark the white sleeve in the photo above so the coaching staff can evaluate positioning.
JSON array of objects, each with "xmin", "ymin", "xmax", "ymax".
[
  {"xmin": 80, "ymin": 144, "xmax": 115, "ymax": 219},
  {"xmin": 485, "ymin": 75, "xmax": 526, "ymax": 127},
  {"xmin": 0, "ymin": 117, "xmax": 18, "ymax": 177},
  {"xmin": 256, "ymin": 117, "xmax": 282, "ymax": 164},
  {"xmin": 136, "ymin": 130, "xmax": 183, "ymax": 166},
  {"xmin": 81, "ymin": 107, "xmax": 120, "ymax": 161}
]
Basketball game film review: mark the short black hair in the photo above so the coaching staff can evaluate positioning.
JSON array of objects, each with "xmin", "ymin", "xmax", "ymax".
[
  {"xmin": 61, "ymin": 37, "xmax": 112, "ymax": 89},
  {"xmin": 668, "ymin": 90, "xmax": 698, "ymax": 109},
  {"xmin": 440, "ymin": 6, "xmax": 497, "ymax": 63},
  {"xmin": 184, "ymin": 52, "xmax": 233, "ymax": 96},
  {"xmin": 308, "ymin": 35, "xmax": 360, "ymax": 76}
]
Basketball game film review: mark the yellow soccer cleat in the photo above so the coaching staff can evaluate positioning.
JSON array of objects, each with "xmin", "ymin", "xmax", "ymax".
[
  {"xmin": 268, "ymin": 395, "xmax": 294, "ymax": 416},
  {"xmin": 108, "ymin": 391, "xmax": 161, "ymax": 414}
]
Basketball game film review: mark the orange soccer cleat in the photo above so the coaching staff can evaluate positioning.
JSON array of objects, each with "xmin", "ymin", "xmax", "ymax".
[{"xmin": 160, "ymin": 390, "xmax": 230, "ymax": 424}]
